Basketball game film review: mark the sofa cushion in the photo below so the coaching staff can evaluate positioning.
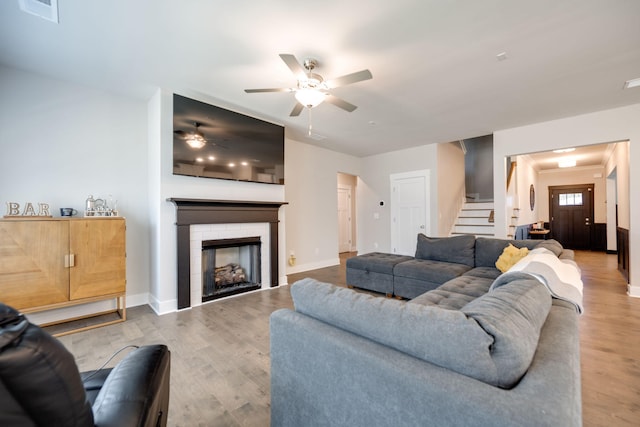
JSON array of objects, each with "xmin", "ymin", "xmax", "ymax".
[
  {"xmin": 290, "ymin": 277, "xmax": 551, "ymax": 389},
  {"xmin": 462, "ymin": 280, "xmax": 552, "ymax": 388},
  {"xmin": 475, "ymin": 238, "xmax": 542, "ymax": 268},
  {"xmin": 346, "ymin": 252, "xmax": 413, "ymax": 275},
  {"xmin": 410, "ymin": 276, "xmax": 493, "ymax": 310},
  {"xmin": 414, "ymin": 234, "xmax": 475, "ymax": 267},
  {"xmin": 393, "ymin": 258, "xmax": 472, "ymax": 283},
  {"xmin": 462, "ymin": 266, "xmax": 502, "ymax": 280},
  {"xmin": 495, "ymin": 244, "xmax": 529, "ymax": 273}
]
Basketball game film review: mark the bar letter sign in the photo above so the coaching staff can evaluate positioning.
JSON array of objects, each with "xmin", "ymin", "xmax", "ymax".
[{"xmin": 4, "ymin": 202, "xmax": 52, "ymax": 217}]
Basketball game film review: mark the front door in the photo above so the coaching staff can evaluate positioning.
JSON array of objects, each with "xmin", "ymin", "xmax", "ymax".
[{"xmin": 549, "ymin": 184, "xmax": 594, "ymax": 249}]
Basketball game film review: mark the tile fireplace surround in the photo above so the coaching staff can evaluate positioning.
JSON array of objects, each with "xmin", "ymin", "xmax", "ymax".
[{"xmin": 168, "ymin": 198, "xmax": 287, "ymax": 309}]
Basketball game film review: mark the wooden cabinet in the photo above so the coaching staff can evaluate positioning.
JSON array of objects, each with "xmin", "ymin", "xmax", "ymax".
[{"xmin": 0, "ymin": 217, "xmax": 126, "ymax": 335}]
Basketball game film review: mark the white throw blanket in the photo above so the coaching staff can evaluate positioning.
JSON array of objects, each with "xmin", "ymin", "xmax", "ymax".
[{"xmin": 491, "ymin": 248, "xmax": 584, "ymax": 314}]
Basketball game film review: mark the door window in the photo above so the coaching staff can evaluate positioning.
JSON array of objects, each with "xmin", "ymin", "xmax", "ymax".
[{"xmin": 559, "ymin": 192, "xmax": 583, "ymax": 206}]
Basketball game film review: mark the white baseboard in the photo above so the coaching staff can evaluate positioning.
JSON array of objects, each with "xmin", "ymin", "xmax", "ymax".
[
  {"xmin": 627, "ymin": 284, "xmax": 640, "ymax": 298},
  {"xmin": 148, "ymin": 293, "xmax": 178, "ymax": 315},
  {"xmin": 278, "ymin": 275, "xmax": 290, "ymax": 286},
  {"xmin": 286, "ymin": 257, "xmax": 340, "ymax": 275}
]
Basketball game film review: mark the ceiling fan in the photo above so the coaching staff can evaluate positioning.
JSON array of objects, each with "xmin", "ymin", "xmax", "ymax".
[
  {"xmin": 244, "ymin": 54, "xmax": 373, "ymax": 117},
  {"xmin": 174, "ymin": 122, "xmax": 227, "ymax": 150},
  {"xmin": 174, "ymin": 122, "xmax": 207, "ymax": 149}
]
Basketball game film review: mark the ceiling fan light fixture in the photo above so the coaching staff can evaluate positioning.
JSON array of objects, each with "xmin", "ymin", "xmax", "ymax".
[
  {"xmin": 295, "ymin": 88, "xmax": 326, "ymax": 108},
  {"xmin": 185, "ymin": 135, "xmax": 206, "ymax": 149}
]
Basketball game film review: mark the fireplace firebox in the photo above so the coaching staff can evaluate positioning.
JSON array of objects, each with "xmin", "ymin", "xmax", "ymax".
[{"xmin": 202, "ymin": 237, "xmax": 261, "ymax": 301}]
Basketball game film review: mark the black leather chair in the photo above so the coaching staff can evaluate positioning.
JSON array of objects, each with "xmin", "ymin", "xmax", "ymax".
[{"xmin": 0, "ymin": 303, "xmax": 171, "ymax": 427}]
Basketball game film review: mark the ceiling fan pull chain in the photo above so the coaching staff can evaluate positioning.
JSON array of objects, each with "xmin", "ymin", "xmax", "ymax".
[{"xmin": 307, "ymin": 108, "xmax": 312, "ymax": 136}]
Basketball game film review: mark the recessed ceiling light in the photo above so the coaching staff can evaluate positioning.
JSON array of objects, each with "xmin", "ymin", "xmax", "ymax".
[
  {"xmin": 241, "ymin": 161, "xmax": 248, "ymax": 166},
  {"xmin": 195, "ymin": 157, "xmax": 203, "ymax": 162},
  {"xmin": 624, "ymin": 77, "xmax": 640, "ymax": 89},
  {"xmin": 558, "ymin": 158, "xmax": 577, "ymax": 168},
  {"xmin": 228, "ymin": 163, "xmax": 235, "ymax": 167},
  {"xmin": 553, "ymin": 148, "xmax": 575, "ymax": 153},
  {"xmin": 208, "ymin": 156, "xmax": 215, "ymax": 161},
  {"xmin": 496, "ymin": 52, "xmax": 508, "ymax": 61},
  {"xmin": 308, "ymin": 132, "xmax": 327, "ymax": 141}
]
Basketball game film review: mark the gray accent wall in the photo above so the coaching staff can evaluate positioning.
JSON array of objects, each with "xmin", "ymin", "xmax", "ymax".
[{"xmin": 464, "ymin": 135, "xmax": 494, "ymax": 201}]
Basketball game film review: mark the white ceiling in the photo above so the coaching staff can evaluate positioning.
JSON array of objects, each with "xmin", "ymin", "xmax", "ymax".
[{"xmin": 1, "ymin": 0, "xmax": 639, "ymax": 158}]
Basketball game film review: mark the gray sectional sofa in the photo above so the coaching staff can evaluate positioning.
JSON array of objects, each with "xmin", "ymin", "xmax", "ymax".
[
  {"xmin": 347, "ymin": 234, "xmax": 574, "ymax": 299},
  {"xmin": 270, "ymin": 235, "xmax": 582, "ymax": 426}
]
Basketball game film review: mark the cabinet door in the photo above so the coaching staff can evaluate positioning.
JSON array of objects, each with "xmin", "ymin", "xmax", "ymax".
[
  {"xmin": 0, "ymin": 220, "xmax": 69, "ymax": 309},
  {"xmin": 69, "ymin": 218, "xmax": 126, "ymax": 300}
]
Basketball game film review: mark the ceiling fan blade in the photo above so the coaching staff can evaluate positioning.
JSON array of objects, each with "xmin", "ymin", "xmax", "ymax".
[
  {"xmin": 326, "ymin": 69, "xmax": 373, "ymax": 88},
  {"xmin": 244, "ymin": 88, "xmax": 293, "ymax": 93},
  {"xmin": 279, "ymin": 54, "xmax": 307, "ymax": 80},
  {"xmin": 325, "ymin": 95, "xmax": 357, "ymax": 112},
  {"xmin": 290, "ymin": 102, "xmax": 304, "ymax": 117}
]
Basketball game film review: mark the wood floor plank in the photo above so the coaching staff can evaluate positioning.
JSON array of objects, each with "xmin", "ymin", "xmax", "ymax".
[{"xmin": 55, "ymin": 250, "xmax": 639, "ymax": 426}]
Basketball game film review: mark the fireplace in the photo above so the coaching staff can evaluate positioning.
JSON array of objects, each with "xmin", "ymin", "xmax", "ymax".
[
  {"xmin": 169, "ymin": 198, "xmax": 287, "ymax": 309},
  {"xmin": 202, "ymin": 237, "xmax": 261, "ymax": 301}
]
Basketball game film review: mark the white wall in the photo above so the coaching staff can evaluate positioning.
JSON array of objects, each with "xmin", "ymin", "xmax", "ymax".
[
  {"xmin": 437, "ymin": 142, "xmax": 465, "ymax": 236},
  {"xmin": 359, "ymin": 144, "xmax": 440, "ymax": 253},
  {"xmin": 494, "ymin": 103, "xmax": 640, "ymax": 296},
  {"xmin": 515, "ymin": 154, "xmax": 539, "ymax": 226},
  {"xmin": 284, "ymin": 140, "xmax": 361, "ymax": 273},
  {"xmin": 605, "ymin": 141, "xmax": 630, "ymax": 252},
  {"xmin": 0, "ymin": 65, "xmax": 150, "ymax": 306}
]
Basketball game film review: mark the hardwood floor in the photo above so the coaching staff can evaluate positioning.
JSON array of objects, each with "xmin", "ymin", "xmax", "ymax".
[
  {"xmin": 574, "ymin": 250, "xmax": 640, "ymax": 426},
  {"xmin": 57, "ymin": 250, "xmax": 639, "ymax": 426}
]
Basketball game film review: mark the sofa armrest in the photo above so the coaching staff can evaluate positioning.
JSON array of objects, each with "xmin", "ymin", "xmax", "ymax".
[{"xmin": 92, "ymin": 345, "xmax": 171, "ymax": 427}]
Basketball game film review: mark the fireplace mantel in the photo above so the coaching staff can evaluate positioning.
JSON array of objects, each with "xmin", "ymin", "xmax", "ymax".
[{"xmin": 168, "ymin": 198, "xmax": 287, "ymax": 309}]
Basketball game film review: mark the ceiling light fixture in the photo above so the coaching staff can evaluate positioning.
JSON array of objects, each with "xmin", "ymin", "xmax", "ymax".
[
  {"xmin": 294, "ymin": 88, "xmax": 326, "ymax": 108},
  {"xmin": 558, "ymin": 158, "xmax": 577, "ymax": 168},
  {"xmin": 184, "ymin": 122, "xmax": 207, "ymax": 149},
  {"xmin": 623, "ymin": 77, "xmax": 640, "ymax": 89},
  {"xmin": 185, "ymin": 135, "xmax": 206, "ymax": 149}
]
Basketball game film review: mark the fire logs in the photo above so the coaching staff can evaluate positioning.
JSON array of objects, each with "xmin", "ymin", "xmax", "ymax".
[{"xmin": 214, "ymin": 263, "xmax": 247, "ymax": 287}]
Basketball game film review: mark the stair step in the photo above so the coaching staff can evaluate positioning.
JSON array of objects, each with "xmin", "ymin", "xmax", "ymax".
[
  {"xmin": 454, "ymin": 224, "xmax": 495, "ymax": 234},
  {"xmin": 456, "ymin": 217, "xmax": 494, "ymax": 225},
  {"xmin": 460, "ymin": 209, "xmax": 493, "ymax": 217},
  {"xmin": 462, "ymin": 202, "xmax": 494, "ymax": 210},
  {"xmin": 451, "ymin": 232, "xmax": 495, "ymax": 237}
]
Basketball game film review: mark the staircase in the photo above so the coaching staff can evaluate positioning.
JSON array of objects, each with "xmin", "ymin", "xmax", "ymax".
[{"xmin": 451, "ymin": 201, "xmax": 495, "ymax": 237}]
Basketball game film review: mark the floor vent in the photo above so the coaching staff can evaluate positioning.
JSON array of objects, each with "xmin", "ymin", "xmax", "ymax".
[{"xmin": 19, "ymin": 0, "xmax": 59, "ymax": 23}]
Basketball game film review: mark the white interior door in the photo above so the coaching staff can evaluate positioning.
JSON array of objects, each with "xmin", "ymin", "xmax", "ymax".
[
  {"xmin": 337, "ymin": 186, "xmax": 352, "ymax": 253},
  {"xmin": 390, "ymin": 170, "xmax": 430, "ymax": 255}
]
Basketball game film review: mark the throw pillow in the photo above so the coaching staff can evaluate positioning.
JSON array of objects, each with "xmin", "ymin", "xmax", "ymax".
[{"xmin": 495, "ymin": 243, "xmax": 529, "ymax": 273}]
